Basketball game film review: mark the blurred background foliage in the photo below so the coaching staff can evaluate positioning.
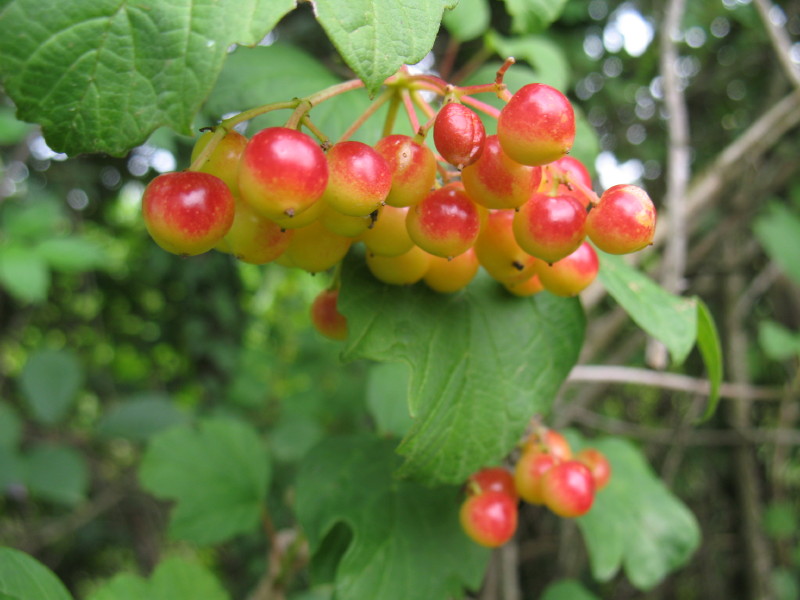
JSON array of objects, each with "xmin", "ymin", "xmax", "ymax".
[{"xmin": 1, "ymin": 0, "xmax": 799, "ymax": 598}]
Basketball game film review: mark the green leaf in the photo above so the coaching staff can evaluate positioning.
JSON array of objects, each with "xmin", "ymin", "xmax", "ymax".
[
  {"xmin": 314, "ymin": 0, "xmax": 455, "ymax": 95},
  {"xmin": 139, "ymin": 418, "xmax": 270, "ymax": 545},
  {"xmin": 541, "ymin": 579, "xmax": 600, "ymax": 600},
  {"xmin": 86, "ymin": 556, "xmax": 229, "ymax": 600},
  {"xmin": 0, "ymin": 0, "xmax": 296, "ymax": 156},
  {"xmin": 759, "ymin": 320, "xmax": 800, "ymax": 361},
  {"xmin": 753, "ymin": 203, "xmax": 800, "ymax": 285},
  {"xmin": 0, "ymin": 245, "xmax": 50, "ymax": 303},
  {"xmin": 695, "ymin": 298, "xmax": 723, "ymax": 421},
  {"xmin": 203, "ymin": 44, "xmax": 379, "ymax": 144},
  {"xmin": 24, "ymin": 443, "xmax": 89, "ymax": 506},
  {"xmin": 486, "ymin": 31, "xmax": 571, "ymax": 91},
  {"xmin": 574, "ymin": 436, "xmax": 700, "ymax": 590},
  {"xmin": 598, "ymin": 252, "xmax": 697, "ymax": 365},
  {"xmin": 19, "ymin": 348, "xmax": 83, "ymax": 425},
  {"xmin": 0, "ymin": 547, "xmax": 73, "ymax": 600},
  {"xmin": 501, "ymin": 0, "xmax": 570, "ymax": 33},
  {"xmin": 339, "ymin": 254, "xmax": 585, "ymax": 484},
  {"xmin": 366, "ymin": 362, "xmax": 414, "ymax": 438},
  {"xmin": 442, "ymin": 0, "xmax": 491, "ymax": 42},
  {"xmin": 0, "ymin": 447, "xmax": 25, "ymax": 492},
  {"xmin": 0, "ymin": 402, "xmax": 23, "ymax": 450},
  {"xmin": 269, "ymin": 414, "xmax": 324, "ymax": 463},
  {"xmin": 96, "ymin": 393, "xmax": 190, "ymax": 442},
  {"xmin": 295, "ymin": 435, "xmax": 489, "ymax": 600},
  {"xmin": 0, "ymin": 196, "xmax": 66, "ymax": 241},
  {"xmin": 35, "ymin": 237, "xmax": 108, "ymax": 273},
  {"xmin": 763, "ymin": 501, "xmax": 798, "ymax": 541},
  {"xmin": 0, "ymin": 106, "xmax": 35, "ymax": 145}
]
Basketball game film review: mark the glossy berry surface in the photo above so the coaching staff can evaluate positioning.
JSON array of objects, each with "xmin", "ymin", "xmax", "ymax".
[
  {"xmin": 503, "ymin": 274, "xmax": 544, "ymax": 297},
  {"xmin": 190, "ymin": 129, "xmax": 248, "ymax": 193},
  {"xmin": 323, "ymin": 141, "xmax": 392, "ymax": 216},
  {"xmin": 224, "ymin": 199, "xmax": 293, "ymax": 264},
  {"xmin": 514, "ymin": 448, "xmax": 559, "ymax": 505},
  {"xmin": 423, "ymin": 248, "xmax": 479, "ymax": 294},
  {"xmin": 310, "ymin": 289, "xmax": 348, "ymax": 341},
  {"xmin": 586, "ymin": 184, "xmax": 656, "ymax": 254},
  {"xmin": 524, "ymin": 429, "xmax": 573, "ymax": 462},
  {"xmin": 460, "ymin": 491, "xmax": 518, "ymax": 548},
  {"xmin": 497, "ymin": 83, "xmax": 575, "ymax": 166},
  {"xmin": 374, "ymin": 134, "xmax": 437, "ymax": 207},
  {"xmin": 467, "ymin": 467, "xmax": 517, "ymax": 500},
  {"xmin": 541, "ymin": 156, "xmax": 595, "ymax": 208},
  {"xmin": 541, "ymin": 460, "xmax": 595, "ymax": 518},
  {"xmin": 513, "ymin": 193, "xmax": 587, "ymax": 264},
  {"xmin": 284, "ymin": 220, "xmax": 352, "ymax": 273},
  {"xmin": 142, "ymin": 171, "xmax": 235, "ymax": 256},
  {"xmin": 576, "ymin": 448, "xmax": 612, "ymax": 491},
  {"xmin": 406, "ymin": 183, "xmax": 481, "ymax": 258},
  {"xmin": 461, "ymin": 135, "xmax": 542, "ymax": 210},
  {"xmin": 474, "ymin": 209, "xmax": 542, "ymax": 285},
  {"xmin": 433, "ymin": 102, "xmax": 486, "ymax": 169},
  {"xmin": 238, "ymin": 127, "xmax": 328, "ymax": 220},
  {"xmin": 359, "ymin": 205, "xmax": 414, "ymax": 256},
  {"xmin": 538, "ymin": 241, "xmax": 599, "ymax": 297},
  {"xmin": 366, "ymin": 245, "xmax": 430, "ymax": 285}
]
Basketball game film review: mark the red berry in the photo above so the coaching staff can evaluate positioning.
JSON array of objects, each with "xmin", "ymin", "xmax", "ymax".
[
  {"xmin": 541, "ymin": 460, "xmax": 595, "ymax": 518},
  {"xmin": 474, "ymin": 209, "xmax": 543, "ymax": 285},
  {"xmin": 423, "ymin": 248, "xmax": 479, "ymax": 294},
  {"xmin": 323, "ymin": 141, "xmax": 392, "ymax": 216},
  {"xmin": 541, "ymin": 156, "xmax": 595, "ymax": 208},
  {"xmin": 190, "ymin": 129, "xmax": 248, "ymax": 193},
  {"xmin": 524, "ymin": 429, "xmax": 573, "ymax": 462},
  {"xmin": 374, "ymin": 135, "xmax": 437, "ymax": 207},
  {"xmin": 497, "ymin": 83, "xmax": 575, "ymax": 166},
  {"xmin": 310, "ymin": 288, "xmax": 348, "ymax": 341},
  {"xmin": 238, "ymin": 127, "xmax": 328, "ymax": 220},
  {"xmin": 460, "ymin": 491, "xmax": 518, "ymax": 548},
  {"xmin": 586, "ymin": 184, "xmax": 656, "ymax": 254},
  {"xmin": 142, "ymin": 171, "xmax": 235, "ymax": 256},
  {"xmin": 576, "ymin": 448, "xmax": 612, "ymax": 491},
  {"xmin": 224, "ymin": 199, "xmax": 293, "ymax": 264},
  {"xmin": 513, "ymin": 193, "xmax": 587, "ymax": 264},
  {"xmin": 461, "ymin": 136, "xmax": 542, "ymax": 210},
  {"xmin": 433, "ymin": 102, "xmax": 486, "ymax": 169},
  {"xmin": 514, "ymin": 448, "xmax": 559, "ymax": 505},
  {"xmin": 405, "ymin": 183, "xmax": 481, "ymax": 259},
  {"xmin": 467, "ymin": 467, "xmax": 517, "ymax": 500},
  {"xmin": 538, "ymin": 242, "xmax": 599, "ymax": 297}
]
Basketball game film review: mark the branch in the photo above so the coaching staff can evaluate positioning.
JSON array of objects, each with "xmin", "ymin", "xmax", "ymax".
[
  {"xmin": 752, "ymin": 0, "xmax": 800, "ymax": 90},
  {"xmin": 567, "ymin": 365, "xmax": 784, "ymax": 400}
]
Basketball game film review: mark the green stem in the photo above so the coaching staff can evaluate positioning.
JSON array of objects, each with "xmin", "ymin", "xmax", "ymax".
[
  {"xmin": 401, "ymin": 89, "xmax": 421, "ymax": 139},
  {"xmin": 338, "ymin": 88, "xmax": 394, "ymax": 142},
  {"xmin": 382, "ymin": 91, "xmax": 402, "ymax": 137},
  {"xmin": 301, "ymin": 114, "xmax": 329, "ymax": 145},
  {"xmin": 187, "ymin": 126, "xmax": 227, "ymax": 172}
]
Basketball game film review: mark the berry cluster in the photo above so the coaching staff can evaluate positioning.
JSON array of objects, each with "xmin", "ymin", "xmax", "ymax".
[
  {"xmin": 140, "ymin": 63, "xmax": 656, "ymax": 341},
  {"xmin": 459, "ymin": 429, "xmax": 611, "ymax": 548}
]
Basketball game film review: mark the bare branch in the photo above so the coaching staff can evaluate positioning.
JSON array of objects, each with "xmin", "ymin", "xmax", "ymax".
[
  {"xmin": 752, "ymin": 0, "xmax": 800, "ymax": 90},
  {"xmin": 567, "ymin": 365, "xmax": 784, "ymax": 401}
]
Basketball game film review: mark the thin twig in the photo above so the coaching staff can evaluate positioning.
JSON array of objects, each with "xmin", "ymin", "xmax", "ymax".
[
  {"xmin": 566, "ymin": 365, "xmax": 783, "ymax": 400},
  {"xmin": 752, "ymin": 0, "xmax": 800, "ymax": 90}
]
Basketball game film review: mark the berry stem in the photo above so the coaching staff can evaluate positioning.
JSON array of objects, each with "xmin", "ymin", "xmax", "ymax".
[
  {"xmin": 301, "ymin": 114, "xmax": 329, "ymax": 145},
  {"xmin": 382, "ymin": 91, "xmax": 402, "ymax": 137},
  {"xmin": 285, "ymin": 99, "xmax": 313, "ymax": 130},
  {"xmin": 187, "ymin": 126, "xmax": 228, "ymax": 172},
  {"xmin": 401, "ymin": 89, "xmax": 421, "ymax": 138},
  {"xmin": 411, "ymin": 90, "xmax": 438, "ymax": 139},
  {"xmin": 450, "ymin": 46, "xmax": 492, "ymax": 85},
  {"xmin": 460, "ymin": 95, "xmax": 501, "ymax": 119},
  {"xmin": 338, "ymin": 88, "xmax": 394, "ymax": 142},
  {"xmin": 567, "ymin": 176, "xmax": 601, "ymax": 206}
]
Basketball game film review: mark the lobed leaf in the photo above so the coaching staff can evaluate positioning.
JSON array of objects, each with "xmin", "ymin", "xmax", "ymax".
[
  {"xmin": 86, "ymin": 556, "xmax": 229, "ymax": 600},
  {"xmin": 314, "ymin": 0, "xmax": 456, "ymax": 95},
  {"xmin": 339, "ymin": 253, "xmax": 585, "ymax": 484},
  {"xmin": 295, "ymin": 435, "xmax": 489, "ymax": 600},
  {"xmin": 0, "ymin": 547, "xmax": 73, "ymax": 600},
  {"xmin": 139, "ymin": 418, "xmax": 270, "ymax": 545},
  {"xmin": 0, "ymin": 0, "xmax": 295, "ymax": 156},
  {"xmin": 501, "ymin": 0, "xmax": 570, "ymax": 34},
  {"xmin": 573, "ymin": 435, "xmax": 701, "ymax": 590}
]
